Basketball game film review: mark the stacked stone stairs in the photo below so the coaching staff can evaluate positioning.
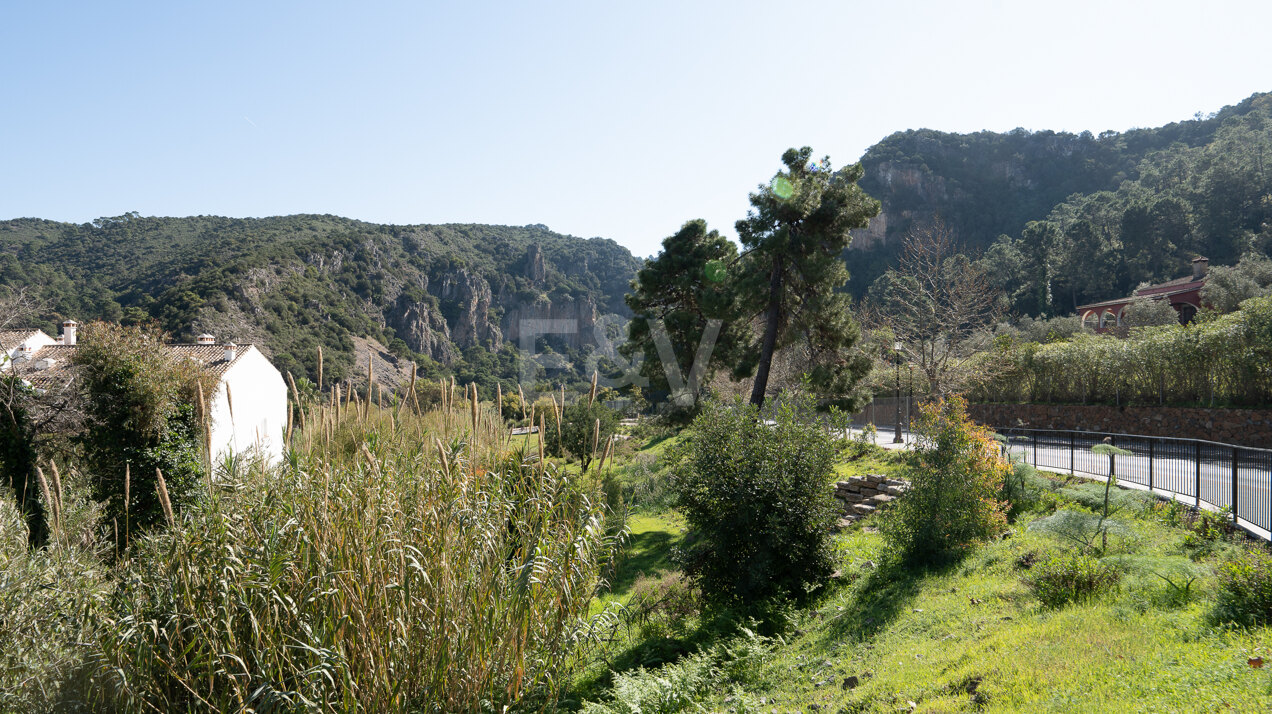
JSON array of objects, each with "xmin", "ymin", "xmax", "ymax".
[{"xmin": 833, "ymin": 474, "xmax": 910, "ymax": 529}]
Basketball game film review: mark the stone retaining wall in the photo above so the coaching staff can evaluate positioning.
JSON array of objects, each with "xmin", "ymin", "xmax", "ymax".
[
  {"xmin": 967, "ymin": 403, "xmax": 1272, "ymax": 449},
  {"xmin": 833, "ymin": 473, "xmax": 909, "ymax": 527}
]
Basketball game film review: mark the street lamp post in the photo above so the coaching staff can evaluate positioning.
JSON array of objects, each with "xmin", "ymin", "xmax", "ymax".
[{"xmin": 893, "ymin": 341, "xmax": 903, "ymax": 443}]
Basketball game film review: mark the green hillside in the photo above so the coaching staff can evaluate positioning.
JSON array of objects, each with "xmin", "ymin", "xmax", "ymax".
[
  {"xmin": 848, "ymin": 91, "xmax": 1272, "ymax": 314},
  {"xmin": 0, "ymin": 214, "xmax": 641, "ymax": 390}
]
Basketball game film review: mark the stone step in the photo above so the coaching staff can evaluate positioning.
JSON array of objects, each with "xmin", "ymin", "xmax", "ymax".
[
  {"xmin": 851, "ymin": 503, "xmax": 876, "ymax": 516},
  {"xmin": 867, "ymin": 494, "xmax": 893, "ymax": 507}
]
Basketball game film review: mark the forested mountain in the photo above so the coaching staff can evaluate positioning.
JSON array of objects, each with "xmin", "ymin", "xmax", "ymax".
[
  {"xmin": 0, "ymin": 215, "xmax": 641, "ymax": 389},
  {"xmin": 847, "ymin": 91, "xmax": 1272, "ymax": 315}
]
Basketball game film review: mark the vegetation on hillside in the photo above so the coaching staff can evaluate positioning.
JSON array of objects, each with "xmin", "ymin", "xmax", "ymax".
[
  {"xmin": 848, "ymin": 91, "xmax": 1272, "ymax": 316},
  {"xmin": 0, "ymin": 215, "xmax": 640, "ymax": 395}
]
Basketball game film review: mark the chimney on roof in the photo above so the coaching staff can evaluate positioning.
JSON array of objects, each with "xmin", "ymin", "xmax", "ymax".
[
  {"xmin": 1192, "ymin": 256, "xmax": 1210, "ymax": 280},
  {"xmin": 196, "ymin": 333, "xmax": 216, "ymax": 345},
  {"xmin": 224, "ymin": 342, "xmax": 237, "ymax": 363},
  {"xmin": 14, "ymin": 344, "xmax": 35, "ymax": 363},
  {"xmin": 62, "ymin": 320, "xmax": 77, "ymax": 346}
]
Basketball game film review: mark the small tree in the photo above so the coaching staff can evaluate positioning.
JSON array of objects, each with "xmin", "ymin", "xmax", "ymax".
[
  {"xmin": 74, "ymin": 322, "xmax": 213, "ymax": 531},
  {"xmin": 545, "ymin": 399, "xmax": 619, "ymax": 473},
  {"xmin": 882, "ymin": 395, "xmax": 1009, "ymax": 564},
  {"xmin": 870, "ymin": 220, "xmax": 1006, "ymax": 396},
  {"xmin": 672, "ymin": 389, "xmax": 839, "ymax": 605}
]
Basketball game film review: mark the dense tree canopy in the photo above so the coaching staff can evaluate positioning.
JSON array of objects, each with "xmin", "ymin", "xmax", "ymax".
[
  {"xmin": 736, "ymin": 147, "xmax": 879, "ymax": 407},
  {"xmin": 621, "ymin": 220, "xmax": 753, "ymax": 410}
]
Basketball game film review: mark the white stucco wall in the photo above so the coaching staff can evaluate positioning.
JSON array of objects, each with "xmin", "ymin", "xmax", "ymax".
[
  {"xmin": 2, "ymin": 330, "xmax": 55, "ymax": 368},
  {"xmin": 207, "ymin": 347, "xmax": 289, "ymax": 467}
]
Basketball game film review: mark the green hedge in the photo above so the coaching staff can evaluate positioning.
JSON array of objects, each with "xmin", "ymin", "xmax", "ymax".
[{"xmin": 973, "ymin": 296, "xmax": 1272, "ymax": 407}]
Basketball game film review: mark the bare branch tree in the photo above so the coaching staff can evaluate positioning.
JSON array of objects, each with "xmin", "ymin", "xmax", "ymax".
[{"xmin": 870, "ymin": 220, "xmax": 1006, "ymax": 396}]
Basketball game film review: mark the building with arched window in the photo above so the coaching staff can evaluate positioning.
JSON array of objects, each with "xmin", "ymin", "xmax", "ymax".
[{"xmin": 1077, "ymin": 257, "xmax": 1209, "ymax": 333}]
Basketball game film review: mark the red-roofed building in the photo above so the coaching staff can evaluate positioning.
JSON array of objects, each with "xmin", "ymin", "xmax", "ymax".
[{"xmin": 1077, "ymin": 257, "xmax": 1210, "ymax": 332}]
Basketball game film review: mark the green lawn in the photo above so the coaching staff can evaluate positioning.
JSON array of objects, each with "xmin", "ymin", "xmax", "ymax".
[{"xmin": 574, "ymin": 459, "xmax": 1272, "ymax": 713}]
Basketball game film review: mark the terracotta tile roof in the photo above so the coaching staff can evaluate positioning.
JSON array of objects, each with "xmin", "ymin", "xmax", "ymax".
[
  {"xmin": 0, "ymin": 329, "xmax": 43, "ymax": 351},
  {"xmin": 1077, "ymin": 276, "xmax": 1206, "ymax": 312},
  {"xmin": 11, "ymin": 345, "xmax": 77, "ymax": 389},
  {"xmin": 10, "ymin": 342, "xmax": 253, "ymax": 389}
]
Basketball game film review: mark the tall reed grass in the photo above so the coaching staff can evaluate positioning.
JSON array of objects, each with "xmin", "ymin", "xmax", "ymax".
[{"xmin": 2, "ymin": 388, "xmax": 622, "ymax": 712}]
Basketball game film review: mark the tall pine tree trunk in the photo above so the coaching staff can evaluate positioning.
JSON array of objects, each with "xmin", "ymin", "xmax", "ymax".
[{"xmin": 749, "ymin": 261, "xmax": 783, "ymax": 407}]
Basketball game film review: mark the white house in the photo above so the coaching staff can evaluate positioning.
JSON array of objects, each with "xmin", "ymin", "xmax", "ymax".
[
  {"xmin": 5, "ymin": 322, "xmax": 290, "ymax": 467},
  {"xmin": 0, "ymin": 328, "xmax": 57, "ymax": 365}
]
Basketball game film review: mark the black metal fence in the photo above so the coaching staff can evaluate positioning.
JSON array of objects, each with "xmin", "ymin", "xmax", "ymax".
[{"xmin": 998, "ymin": 427, "xmax": 1272, "ymax": 538}]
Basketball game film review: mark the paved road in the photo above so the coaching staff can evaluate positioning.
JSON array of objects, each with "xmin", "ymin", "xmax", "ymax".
[{"xmin": 844, "ymin": 426, "xmax": 1272, "ymax": 540}]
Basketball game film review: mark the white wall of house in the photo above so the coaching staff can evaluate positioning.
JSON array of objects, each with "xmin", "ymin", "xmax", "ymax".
[
  {"xmin": 207, "ymin": 346, "xmax": 289, "ymax": 467},
  {"xmin": 2, "ymin": 330, "xmax": 56, "ymax": 367}
]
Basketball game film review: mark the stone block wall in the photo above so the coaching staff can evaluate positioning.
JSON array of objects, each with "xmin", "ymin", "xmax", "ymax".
[
  {"xmin": 833, "ymin": 474, "xmax": 909, "ymax": 527},
  {"xmin": 967, "ymin": 403, "xmax": 1272, "ymax": 449}
]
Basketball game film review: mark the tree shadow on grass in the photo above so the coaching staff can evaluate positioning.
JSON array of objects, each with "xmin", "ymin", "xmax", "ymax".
[
  {"xmin": 605, "ymin": 528, "xmax": 679, "ymax": 597},
  {"xmin": 820, "ymin": 557, "xmax": 958, "ymax": 645}
]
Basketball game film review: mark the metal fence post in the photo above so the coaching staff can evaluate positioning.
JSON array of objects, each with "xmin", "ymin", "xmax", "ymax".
[
  {"xmin": 1148, "ymin": 440, "xmax": 1154, "ymax": 491},
  {"xmin": 1070, "ymin": 432, "xmax": 1075, "ymax": 475},
  {"xmin": 1232, "ymin": 447, "xmax": 1240, "ymax": 523},
  {"xmin": 1195, "ymin": 442, "xmax": 1202, "ymax": 508},
  {"xmin": 1033, "ymin": 432, "xmax": 1038, "ymax": 466}
]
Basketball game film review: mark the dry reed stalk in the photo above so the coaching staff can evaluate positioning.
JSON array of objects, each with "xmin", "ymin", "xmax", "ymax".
[
  {"xmin": 408, "ymin": 367, "xmax": 419, "ymax": 416},
  {"xmin": 366, "ymin": 356, "xmax": 375, "ymax": 421},
  {"xmin": 48, "ymin": 460, "xmax": 64, "ymax": 517},
  {"xmin": 470, "ymin": 383, "xmax": 479, "ymax": 433},
  {"xmin": 287, "ymin": 402, "xmax": 294, "ymax": 446},
  {"xmin": 286, "ymin": 370, "xmax": 307, "ymax": 431},
  {"xmin": 600, "ymin": 435, "xmax": 614, "ymax": 475},
  {"xmin": 123, "ymin": 463, "xmax": 130, "ymax": 544},
  {"xmin": 226, "ymin": 383, "xmax": 236, "ymax": 424},
  {"xmin": 317, "ymin": 345, "xmax": 324, "ymax": 391},
  {"xmin": 518, "ymin": 384, "xmax": 527, "ymax": 420},
  {"xmin": 435, "ymin": 437, "xmax": 450, "ymax": 475},
  {"xmin": 553, "ymin": 393, "xmax": 563, "ymax": 452},
  {"xmin": 334, "ymin": 384, "xmax": 342, "ymax": 420},
  {"xmin": 589, "ymin": 371, "xmax": 598, "ymax": 406},
  {"xmin": 196, "ymin": 380, "xmax": 212, "ymax": 474},
  {"xmin": 496, "ymin": 383, "xmax": 503, "ymax": 421},
  {"xmin": 35, "ymin": 466, "xmax": 57, "ymax": 535},
  {"xmin": 449, "ymin": 377, "xmax": 457, "ymax": 413},
  {"xmin": 591, "ymin": 419, "xmax": 600, "ymax": 469},
  {"xmin": 537, "ymin": 413, "xmax": 545, "ymax": 475},
  {"xmin": 155, "ymin": 467, "xmax": 174, "ymax": 527}
]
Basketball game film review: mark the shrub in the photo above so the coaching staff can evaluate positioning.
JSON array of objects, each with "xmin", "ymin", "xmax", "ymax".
[
  {"xmin": 73, "ymin": 322, "xmax": 213, "ymax": 532},
  {"xmin": 882, "ymin": 396, "xmax": 1009, "ymax": 564},
  {"xmin": 625, "ymin": 571, "xmax": 699, "ymax": 639},
  {"xmin": 1027, "ymin": 551, "xmax": 1121, "ymax": 608},
  {"xmin": 546, "ymin": 399, "xmax": 620, "ymax": 472},
  {"xmin": 672, "ymin": 391, "xmax": 839, "ymax": 606},
  {"xmin": 1213, "ymin": 548, "xmax": 1272, "ymax": 627},
  {"xmin": 999, "ymin": 461, "xmax": 1055, "ymax": 519}
]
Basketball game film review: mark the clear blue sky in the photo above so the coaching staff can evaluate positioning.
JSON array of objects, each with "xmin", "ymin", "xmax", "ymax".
[{"xmin": 2, "ymin": 1, "xmax": 1270, "ymax": 257}]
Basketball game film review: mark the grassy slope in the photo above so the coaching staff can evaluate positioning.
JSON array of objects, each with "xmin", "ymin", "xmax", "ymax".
[{"xmin": 578, "ymin": 442, "xmax": 1272, "ymax": 713}]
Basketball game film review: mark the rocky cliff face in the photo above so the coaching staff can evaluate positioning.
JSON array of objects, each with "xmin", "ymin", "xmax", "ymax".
[
  {"xmin": 849, "ymin": 161, "xmax": 954, "ymax": 251},
  {"xmin": 440, "ymin": 269, "xmax": 500, "ymax": 352},
  {"xmin": 382, "ymin": 243, "xmax": 610, "ymax": 363},
  {"xmin": 501, "ymin": 293, "xmax": 600, "ymax": 350},
  {"xmin": 387, "ymin": 296, "xmax": 458, "ymax": 364}
]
